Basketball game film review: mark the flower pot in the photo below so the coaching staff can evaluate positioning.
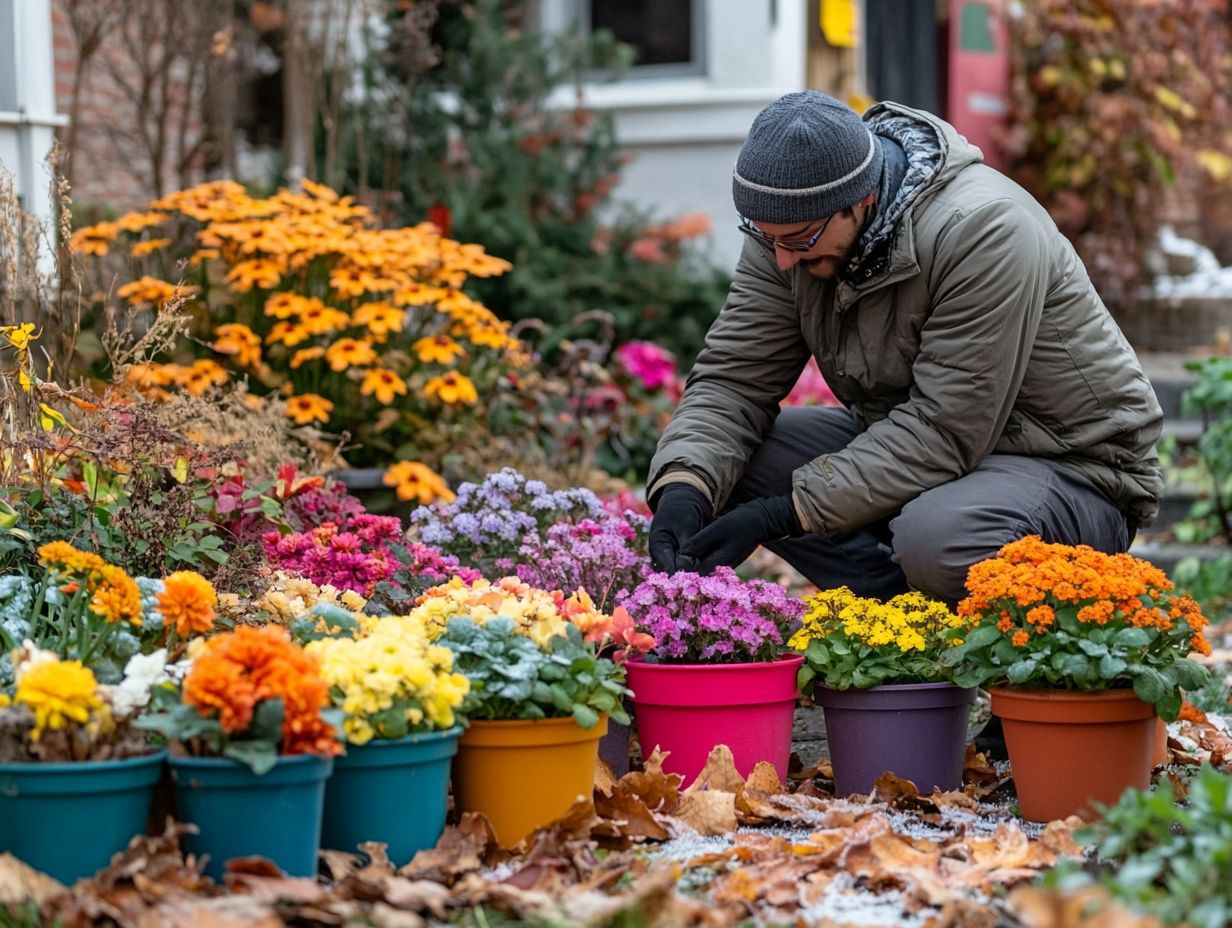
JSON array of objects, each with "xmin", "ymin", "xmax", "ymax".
[
  {"xmin": 330, "ymin": 467, "xmax": 410, "ymax": 519},
  {"xmin": 991, "ymin": 687, "xmax": 1155, "ymax": 822},
  {"xmin": 453, "ymin": 716, "xmax": 606, "ymax": 847},
  {"xmin": 0, "ymin": 749, "xmax": 167, "ymax": 884},
  {"xmin": 169, "ymin": 754, "xmax": 334, "ymax": 879},
  {"xmin": 814, "ymin": 682, "xmax": 976, "ymax": 796},
  {"xmin": 1152, "ymin": 716, "xmax": 1168, "ymax": 767},
  {"xmin": 321, "ymin": 728, "xmax": 461, "ymax": 865},
  {"xmin": 598, "ymin": 712, "xmax": 633, "ymax": 779},
  {"xmin": 626, "ymin": 654, "xmax": 804, "ymax": 784}
]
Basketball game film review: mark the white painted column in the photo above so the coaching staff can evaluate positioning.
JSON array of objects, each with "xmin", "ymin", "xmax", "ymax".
[{"xmin": 0, "ymin": 0, "xmax": 69, "ymax": 235}]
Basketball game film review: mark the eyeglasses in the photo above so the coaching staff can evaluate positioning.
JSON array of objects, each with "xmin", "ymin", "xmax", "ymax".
[{"xmin": 737, "ymin": 213, "xmax": 836, "ymax": 252}]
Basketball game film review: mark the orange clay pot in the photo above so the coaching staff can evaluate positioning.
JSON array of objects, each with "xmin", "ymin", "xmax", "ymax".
[
  {"xmin": 1151, "ymin": 716, "xmax": 1169, "ymax": 768},
  {"xmin": 991, "ymin": 687, "xmax": 1155, "ymax": 822},
  {"xmin": 453, "ymin": 716, "xmax": 606, "ymax": 847}
]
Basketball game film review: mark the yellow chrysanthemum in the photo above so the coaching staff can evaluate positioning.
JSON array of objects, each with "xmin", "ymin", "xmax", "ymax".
[{"xmin": 15, "ymin": 659, "xmax": 103, "ymax": 739}]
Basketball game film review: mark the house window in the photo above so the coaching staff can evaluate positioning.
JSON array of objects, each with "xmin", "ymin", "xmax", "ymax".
[{"xmin": 587, "ymin": 0, "xmax": 704, "ymax": 76}]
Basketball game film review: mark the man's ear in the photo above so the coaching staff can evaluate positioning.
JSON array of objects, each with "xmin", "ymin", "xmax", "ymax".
[{"xmin": 857, "ymin": 192, "xmax": 877, "ymax": 207}]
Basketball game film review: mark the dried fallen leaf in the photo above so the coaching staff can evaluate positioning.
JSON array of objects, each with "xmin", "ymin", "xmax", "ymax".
[
  {"xmin": 674, "ymin": 789, "xmax": 738, "ymax": 836},
  {"xmin": 1007, "ymin": 885, "xmax": 1163, "ymax": 927},
  {"xmin": 0, "ymin": 853, "xmax": 63, "ymax": 906},
  {"xmin": 400, "ymin": 813, "xmax": 498, "ymax": 883},
  {"xmin": 685, "ymin": 745, "xmax": 745, "ymax": 794},
  {"xmin": 619, "ymin": 748, "xmax": 684, "ymax": 814},
  {"xmin": 744, "ymin": 762, "xmax": 784, "ymax": 795},
  {"xmin": 594, "ymin": 781, "xmax": 671, "ymax": 843}
]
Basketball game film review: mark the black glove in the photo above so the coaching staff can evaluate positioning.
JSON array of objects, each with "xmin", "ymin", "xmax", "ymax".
[
  {"xmin": 648, "ymin": 483, "xmax": 714, "ymax": 573},
  {"xmin": 676, "ymin": 495, "xmax": 803, "ymax": 575}
]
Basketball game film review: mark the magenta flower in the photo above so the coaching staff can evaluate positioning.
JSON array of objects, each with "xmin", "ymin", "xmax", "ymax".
[{"xmin": 615, "ymin": 341, "xmax": 678, "ymax": 392}]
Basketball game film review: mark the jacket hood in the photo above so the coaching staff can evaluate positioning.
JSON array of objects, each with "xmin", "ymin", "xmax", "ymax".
[{"xmin": 845, "ymin": 103, "xmax": 985, "ymax": 284}]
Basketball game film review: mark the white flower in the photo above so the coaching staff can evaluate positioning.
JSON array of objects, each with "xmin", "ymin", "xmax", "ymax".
[
  {"xmin": 107, "ymin": 648, "xmax": 169, "ymax": 717},
  {"xmin": 12, "ymin": 640, "xmax": 58, "ymax": 681}
]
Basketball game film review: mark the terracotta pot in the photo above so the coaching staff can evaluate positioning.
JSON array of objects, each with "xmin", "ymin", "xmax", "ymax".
[
  {"xmin": 991, "ymin": 687, "xmax": 1155, "ymax": 822},
  {"xmin": 1151, "ymin": 716, "xmax": 1169, "ymax": 768}
]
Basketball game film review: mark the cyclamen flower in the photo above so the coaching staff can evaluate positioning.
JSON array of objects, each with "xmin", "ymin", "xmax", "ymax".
[{"xmin": 617, "ymin": 567, "xmax": 805, "ymax": 664}]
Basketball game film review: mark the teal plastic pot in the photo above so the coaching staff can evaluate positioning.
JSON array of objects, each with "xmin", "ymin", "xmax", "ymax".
[
  {"xmin": 321, "ymin": 728, "xmax": 461, "ymax": 864},
  {"xmin": 169, "ymin": 754, "xmax": 333, "ymax": 879},
  {"xmin": 0, "ymin": 749, "xmax": 167, "ymax": 884}
]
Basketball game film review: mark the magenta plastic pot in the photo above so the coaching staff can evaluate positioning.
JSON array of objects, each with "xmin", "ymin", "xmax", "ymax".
[
  {"xmin": 626, "ymin": 655, "xmax": 804, "ymax": 784},
  {"xmin": 814, "ymin": 682, "xmax": 976, "ymax": 796}
]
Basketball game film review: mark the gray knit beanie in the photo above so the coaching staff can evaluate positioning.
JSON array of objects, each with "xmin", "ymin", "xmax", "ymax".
[{"xmin": 733, "ymin": 91, "xmax": 883, "ymax": 223}]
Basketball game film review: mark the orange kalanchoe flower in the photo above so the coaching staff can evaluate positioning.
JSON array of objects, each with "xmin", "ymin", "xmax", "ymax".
[
  {"xmin": 183, "ymin": 625, "xmax": 341, "ymax": 756},
  {"xmin": 158, "ymin": 571, "xmax": 219, "ymax": 637}
]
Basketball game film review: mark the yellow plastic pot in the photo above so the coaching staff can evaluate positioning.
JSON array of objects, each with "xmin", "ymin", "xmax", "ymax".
[{"xmin": 454, "ymin": 715, "xmax": 606, "ymax": 846}]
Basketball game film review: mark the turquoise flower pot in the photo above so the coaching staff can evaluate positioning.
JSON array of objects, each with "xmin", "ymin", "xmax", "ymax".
[
  {"xmin": 321, "ymin": 727, "xmax": 461, "ymax": 864},
  {"xmin": 0, "ymin": 749, "xmax": 167, "ymax": 884},
  {"xmin": 169, "ymin": 754, "xmax": 333, "ymax": 880}
]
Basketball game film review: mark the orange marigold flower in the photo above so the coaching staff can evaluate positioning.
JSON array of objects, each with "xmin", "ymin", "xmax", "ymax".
[
  {"xmin": 423, "ymin": 371, "xmax": 478, "ymax": 406},
  {"xmin": 383, "ymin": 460, "xmax": 454, "ymax": 504},
  {"xmin": 90, "ymin": 565, "xmax": 143, "ymax": 626},
  {"xmin": 158, "ymin": 571, "xmax": 218, "ymax": 637},
  {"xmin": 360, "ymin": 367, "xmax": 408, "ymax": 405},
  {"xmin": 183, "ymin": 626, "xmax": 340, "ymax": 756},
  {"xmin": 996, "ymin": 615, "xmax": 1014, "ymax": 632},
  {"xmin": 37, "ymin": 541, "xmax": 106, "ymax": 574},
  {"xmin": 1011, "ymin": 629, "xmax": 1030, "ymax": 647},
  {"xmin": 285, "ymin": 393, "xmax": 334, "ymax": 425}
]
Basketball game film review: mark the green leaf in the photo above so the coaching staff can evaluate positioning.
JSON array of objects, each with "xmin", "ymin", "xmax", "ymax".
[
  {"xmin": 1132, "ymin": 667, "xmax": 1167, "ymax": 704},
  {"xmin": 1175, "ymin": 659, "xmax": 1211, "ymax": 691},
  {"xmin": 1156, "ymin": 687, "xmax": 1182, "ymax": 723},
  {"xmin": 1098, "ymin": 654, "xmax": 1128, "ymax": 678},
  {"xmin": 963, "ymin": 625, "xmax": 1003, "ymax": 650},
  {"xmin": 572, "ymin": 704, "xmax": 600, "ymax": 729},
  {"xmin": 1007, "ymin": 658, "xmax": 1040, "ymax": 684},
  {"xmin": 249, "ymin": 698, "xmax": 285, "ymax": 743},
  {"xmin": 1114, "ymin": 627, "xmax": 1152, "ymax": 649},
  {"xmin": 224, "ymin": 739, "xmax": 280, "ymax": 775}
]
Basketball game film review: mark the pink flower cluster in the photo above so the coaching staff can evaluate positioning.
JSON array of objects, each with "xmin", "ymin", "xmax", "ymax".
[
  {"xmin": 263, "ymin": 521, "xmax": 397, "ymax": 595},
  {"xmin": 615, "ymin": 341, "xmax": 679, "ymax": 392},
  {"xmin": 783, "ymin": 357, "xmax": 840, "ymax": 408}
]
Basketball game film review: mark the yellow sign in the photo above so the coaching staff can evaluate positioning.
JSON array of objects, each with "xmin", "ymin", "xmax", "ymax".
[{"xmin": 820, "ymin": 0, "xmax": 858, "ymax": 48}]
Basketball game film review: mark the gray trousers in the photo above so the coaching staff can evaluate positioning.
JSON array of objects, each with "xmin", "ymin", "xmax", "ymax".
[{"xmin": 727, "ymin": 407, "xmax": 1132, "ymax": 606}]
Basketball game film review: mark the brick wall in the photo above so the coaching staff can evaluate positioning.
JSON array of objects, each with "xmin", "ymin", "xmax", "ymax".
[{"xmin": 51, "ymin": 1, "xmax": 209, "ymax": 211}]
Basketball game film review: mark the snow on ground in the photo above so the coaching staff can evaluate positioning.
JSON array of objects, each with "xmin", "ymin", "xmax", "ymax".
[{"xmin": 1151, "ymin": 227, "xmax": 1232, "ymax": 299}]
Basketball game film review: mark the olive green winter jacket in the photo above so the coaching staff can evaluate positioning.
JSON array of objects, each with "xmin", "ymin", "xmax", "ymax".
[{"xmin": 648, "ymin": 103, "xmax": 1163, "ymax": 532}]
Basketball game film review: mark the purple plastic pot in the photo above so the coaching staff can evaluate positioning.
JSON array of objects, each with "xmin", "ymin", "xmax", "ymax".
[{"xmin": 814, "ymin": 682, "xmax": 976, "ymax": 796}]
